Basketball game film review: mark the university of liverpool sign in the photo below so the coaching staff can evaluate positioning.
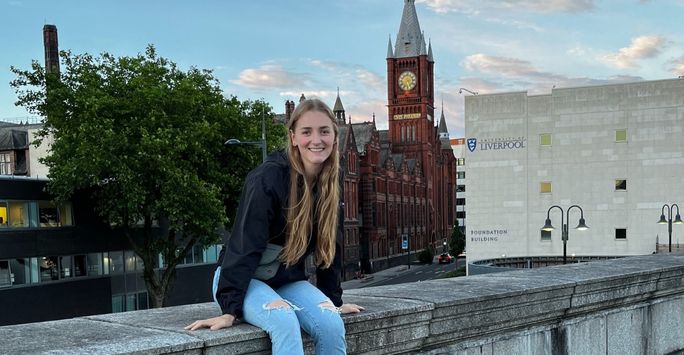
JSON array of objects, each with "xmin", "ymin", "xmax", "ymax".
[{"xmin": 467, "ymin": 137, "xmax": 526, "ymax": 152}]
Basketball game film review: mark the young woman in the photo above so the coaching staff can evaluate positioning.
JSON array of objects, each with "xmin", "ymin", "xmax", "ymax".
[{"xmin": 185, "ymin": 99, "xmax": 363, "ymax": 354}]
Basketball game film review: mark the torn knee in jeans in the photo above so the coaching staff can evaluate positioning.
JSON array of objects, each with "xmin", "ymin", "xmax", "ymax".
[
  {"xmin": 263, "ymin": 299, "xmax": 301, "ymax": 311},
  {"xmin": 264, "ymin": 300, "xmax": 290, "ymax": 310},
  {"xmin": 318, "ymin": 301, "xmax": 341, "ymax": 314}
]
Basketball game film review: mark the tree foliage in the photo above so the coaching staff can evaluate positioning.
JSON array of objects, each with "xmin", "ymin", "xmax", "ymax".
[
  {"xmin": 11, "ymin": 45, "xmax": 286, "ymax": 307},
  {"xmin": 449, "ymin": 219, "xmax": 466, "ymax": 258}
]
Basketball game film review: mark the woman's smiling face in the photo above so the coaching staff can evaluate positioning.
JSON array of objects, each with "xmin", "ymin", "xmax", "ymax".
[{"xmin": 290, "ymin": 110, "xmax": 336, "ymax": 179}]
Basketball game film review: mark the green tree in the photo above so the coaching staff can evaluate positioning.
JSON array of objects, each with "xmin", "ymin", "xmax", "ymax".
[
  {"xmin": 11, "ymin": 46, "xmax": 285, "ymax": 307},
  {"xmin": 449, "ymin": 219, "xmax": 466, "ymax": 258}
]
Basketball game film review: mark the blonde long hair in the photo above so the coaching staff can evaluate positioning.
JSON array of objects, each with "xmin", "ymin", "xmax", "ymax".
[{"xmin": 281, "ymin": 99, "xmax": 340, "ymax": 268}]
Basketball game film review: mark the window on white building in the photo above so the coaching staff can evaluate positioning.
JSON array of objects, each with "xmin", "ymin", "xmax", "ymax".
[
  {"xmin": 540, "ymin": 133, "xmax": 552, "ymax": 146},
  {"xmin": 615, "ymin": 129, "xmax": 627, "ymax": 142},
  {"xmin": 615, "ymin": 228, "xmax": 627, "ymax": 239},
  {"xmin": 457, "ymin": 171, "xmax": 465, "ymax": 179},
  {"xmin": 540, "ymin": 182, "xmax": 552, "ymax": 193},
  {"xmin": 457, "ymin": 158, "xmax": 465, "ymax": 166},
  {"xmin": 541, "ymin": 230, "xmax": 551, "ymax": 241},
  {"xmin": 615, "ymin": 179, "xmax": 627, "ymax": 191}
]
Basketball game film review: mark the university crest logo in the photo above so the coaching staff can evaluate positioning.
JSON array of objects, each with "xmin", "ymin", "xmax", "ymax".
[{"xmin": 467, "ymin": 138, "xmax": 477, "ymax": 152}]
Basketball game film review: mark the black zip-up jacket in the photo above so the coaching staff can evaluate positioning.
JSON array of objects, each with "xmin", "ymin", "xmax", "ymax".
[{"xmin": 216, "ymin": 150, "xmax": 343, "ymax": 318}]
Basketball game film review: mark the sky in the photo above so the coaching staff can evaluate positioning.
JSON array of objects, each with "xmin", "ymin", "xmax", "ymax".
[{"xmin": 2, "ymin": 0, "xmax": 684, "ymax": 138}]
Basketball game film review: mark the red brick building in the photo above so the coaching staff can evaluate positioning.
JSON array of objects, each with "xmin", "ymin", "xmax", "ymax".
[{"xmin": 284, "ymin": 0, "xmax": 456, "ymax": 277}]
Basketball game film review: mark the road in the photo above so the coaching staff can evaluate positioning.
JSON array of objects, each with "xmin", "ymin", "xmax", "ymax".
[{"xmin": 362, "ymin": 257, "xmax": 466, "ymax": 288}]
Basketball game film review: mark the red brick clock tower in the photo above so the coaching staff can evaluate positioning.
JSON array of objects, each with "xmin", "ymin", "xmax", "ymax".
[{"xmin": 386, "ymin": 0, "xmax": 435, "ymax": 175}]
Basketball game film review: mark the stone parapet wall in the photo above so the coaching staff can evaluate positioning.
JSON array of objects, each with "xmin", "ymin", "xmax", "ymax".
[{"xmin": 1, "ymin": 254, "xmax": 683, "ymax": 354}]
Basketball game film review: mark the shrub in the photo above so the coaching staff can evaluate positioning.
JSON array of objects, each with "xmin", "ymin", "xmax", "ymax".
[{"xmin": 418, "ymin": 247, "xmax": 434, "ymax": 264}]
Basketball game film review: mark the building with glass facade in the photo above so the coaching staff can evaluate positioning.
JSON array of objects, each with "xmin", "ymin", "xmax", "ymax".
[{"xmin": 0, "ymin": 123, "xmax": 220, "ymax": 325}]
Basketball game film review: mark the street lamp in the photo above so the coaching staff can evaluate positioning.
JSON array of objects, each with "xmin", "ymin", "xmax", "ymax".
[
  {"xmin": 224, "ymin": 108, "xmax": 267, "ymax": 162},
  {"xmin": 657, "ymin": 204, "xmax": 682, "ymax": 252},
  {"xmin": 541, "ymin": 205, "xmax": 589, "ymax": 264}
]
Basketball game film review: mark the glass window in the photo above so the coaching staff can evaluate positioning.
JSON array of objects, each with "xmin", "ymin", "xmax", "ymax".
[
  {"xmin": 456, "ymin": 198, "xmax": 466, "ymax": 206},
  {"xmin": 28, "ymin": 202, "xmax": 39, "ymax": 227},
  {"xmin": 0, "ymin": 152, "xmax": 12, "ymax": 175},
  {"xmin": 456, "ymin": 185, "xmax": 465, "ymax": 192},
  {"xmin": 541, "ymin": 230, "xmax": 551, "ymax": 241},
  {"xmin": 39, "ymin": 201, "xmax": 60, "ymax": 227},
  {"xmin": 29, "ymin": 257, "xmax": 39, "ymax": 284},
  {"xmin": 0, "ymin": 201, "xmax": 7, "ymax": 227},
  {"xmin": 193, "ymin": 245, "xmax": 203, "ymax": 264},
  {"xmin": 126, "ymin": 294, "xmax": 137, "ymax": 312},
  {"xmin": 0, "ymin": 260, "xmax": 10, "ymax": 287},
  {"xmin": 40, "ymin": 256, "xmax": 59, "ymax": 281},
  {"xmin": 59, "ymin": 202, "xmax": 74, "ymax": 226},
  {"xmin": 616, "ymin": 228, "xmax": 627, "ymax": 239},
  {"xmin": 102, "ymin": 252, "xmax": 110, "ymax": 275},
  {"xmin": 109, "ymin": 251, "xmax": 124, "ymax": 274},
  {"xmin": 10, "ymin": 259, "xmax": 31, "ymax": 285},
  {"xmin": 457, "ymin": 171, "xmax": 465, "ymax": 179},
  {"xmin": 540, "ymin": 133, "xmax": 552, "ymax": 146},
  {"xmin": 112, "ymin": 295, "xmax": 124, "ymax": 313},
  {"xmin": 456, "ymin": 211, "xmax": 466, "ymax": 219},
  {"xmin": 183, "ymin": 248, "xmax": 193, "ymax": 264},
  {"xmin": 8, "ymin": 201, "xmax": 29, "ymax": 227},
  {"xmin": 615, "ymin": 179, "xmax": 626, "ymax": 191},
  {"xmin": 124, "ymin": 250, "xmax": 137, "ymax": 272},
  {"xmin": 59, "ymin": 256, "xmax": 72, "ymax": 278},
  {"xmin": 540, "ymin": 182, "xmax": 552, "ymax": 193},
  {"xmin": 457, "ymin": 158, "xmax": 465, "ymax": 166},
  {"xmin": 137, "ymin": 292, "xmax": 149, "ymax": 310},
  {"xmin": 87, "ymin": 253, "xmax": 103, "ymax": 276},
  {"xmin": 136, "ymin": 254, "xmax": 144, "ymax": 271},
  {"xmin": 206, "ymin": 245, "xmax": 219, "ymax": 263},
  {"xmin": 616, "ymin": 129, "xmax": 627, "ymax": 142},
  {"xmin": 73, "ymin": 255, "xmax": 87, "ymax": 277}
]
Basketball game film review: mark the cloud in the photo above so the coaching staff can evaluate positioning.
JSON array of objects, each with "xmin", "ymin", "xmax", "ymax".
[
  {"xmin": 417, "ymin": 0, "xmax": 595, "ymax": 14},
  {"xmin": 279, "ymin": 90, "xmax": 351, "ymax": 100},
  {"xmin": 309, "ymin": 59, "xmax": 385, "ymax": 92},
  {"xmin": 668, "ymin": 56, "xmax": 684, "ymax": 75},
  {"xmin": 347, "ymin": 100, "xmax": 388, "ymax": 128},
  {"xmin": 601, "ymin": 35, "xmax": 666, "ymax": 69},
  {"xmin": 230, "ymin": 64, "xmax": 308, "ymax": 90},
  {"xmin": 461, "ymin": 53, "xmax": 643, "ymax": 94},
  {"xmin": 483, "ymin": 17, "xmax": 544, "ymax": 32}
]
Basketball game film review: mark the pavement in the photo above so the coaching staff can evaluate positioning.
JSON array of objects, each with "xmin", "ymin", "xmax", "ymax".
[{"xmin": 341, "ymin": 261, "xmax": 426, "ymax": 290}]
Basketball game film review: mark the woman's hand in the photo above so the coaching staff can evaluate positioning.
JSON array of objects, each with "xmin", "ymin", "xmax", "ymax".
[
  {"xmin": 339, "ymin": 303, "xmax": 365, "ymax": 314},
  {"xmin": 184, "ymin": 314, "xmax": 235, "ymax": 331}
]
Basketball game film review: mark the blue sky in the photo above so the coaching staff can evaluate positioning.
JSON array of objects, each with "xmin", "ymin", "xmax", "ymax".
[{"xmin": 2, "ymin": 0, "xmax": 684, "ymax": 138}]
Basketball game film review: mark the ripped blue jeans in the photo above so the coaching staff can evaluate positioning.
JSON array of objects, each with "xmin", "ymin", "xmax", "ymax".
[{"xmin": 212, "ymin": 267, "xmax": 346, "ymax": 355}]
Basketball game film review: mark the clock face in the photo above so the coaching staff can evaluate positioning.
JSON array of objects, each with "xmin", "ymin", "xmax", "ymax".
[{"xmin": 398, "ymin": 71, "xmax": 417, "ymax": 91}]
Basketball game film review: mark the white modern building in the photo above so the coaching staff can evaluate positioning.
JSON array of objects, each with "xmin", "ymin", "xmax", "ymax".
[
  {"xmin": 464, "ymin": 78, "xmax": 684, "ymax": 266},
  {"xmin": 450, "ymin": 138, "xmax": 466, "ymax": 232}
]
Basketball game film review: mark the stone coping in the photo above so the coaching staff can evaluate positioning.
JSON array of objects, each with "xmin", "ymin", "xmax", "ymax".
[{"xmin": 1, "ymin": 254, "xmax": 683, "ymax": 354}]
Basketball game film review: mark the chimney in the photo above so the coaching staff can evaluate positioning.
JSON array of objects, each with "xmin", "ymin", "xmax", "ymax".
[
  {"xmin": 285, "ymin": 100, "xmax": 295, "ymax": 122},
  {"xmin": 43, "ymin": 24, "xmax": 59, "ymax": 75}
]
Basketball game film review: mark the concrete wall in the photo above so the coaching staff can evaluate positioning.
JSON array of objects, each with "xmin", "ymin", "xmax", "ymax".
[
  {"xmin": 1, "ymin": 253, "xmax": 682, "ymax": 354},
  {"xmin": 27, "ymin": 128, "xmax": 50, "ymax": 178}
]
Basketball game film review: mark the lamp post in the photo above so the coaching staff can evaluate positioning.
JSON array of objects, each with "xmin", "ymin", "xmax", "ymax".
[
  {"xmin": 657, "ymin": 204, "xmax": 682, "ymax": 252},
  {"xmin": 541, "ymin": 205, "xmax": 589, "ymax": 264},
  {"xmin": 224, "ymin": 108, "xmax": 267, "ymax": 162}
]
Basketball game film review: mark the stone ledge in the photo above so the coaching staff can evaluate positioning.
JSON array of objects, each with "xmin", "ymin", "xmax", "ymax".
[{"xmin": 1, "ymin": 254, "xmax": 683, "ymax": 354}]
